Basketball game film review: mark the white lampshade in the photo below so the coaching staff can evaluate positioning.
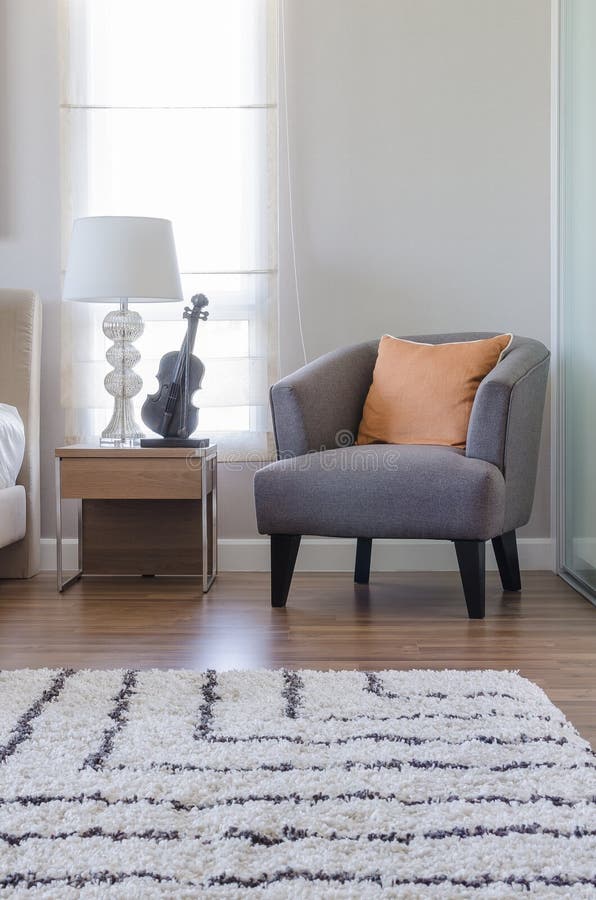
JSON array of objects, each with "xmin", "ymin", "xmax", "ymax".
[{"xmin": 63, "ymin": 216, "xmax": 183, "ymax": 303}]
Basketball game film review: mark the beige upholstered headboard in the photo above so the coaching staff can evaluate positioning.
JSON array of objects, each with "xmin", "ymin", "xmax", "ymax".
[{"xmin": 0, "ymin": 290, "xmax": 42, "ymax": 577}]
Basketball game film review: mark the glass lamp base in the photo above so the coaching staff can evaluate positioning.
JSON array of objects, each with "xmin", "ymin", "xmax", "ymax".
[
  {"xmin": 101, "ymin": 397, "xmax": 144, "ymax": 446},
  {"xmin": 101, "ymin": 300, "xmax": 145, "ymax": 445},
  {"xmin": 100, "ymin": 438, "xmax": 141, "ymax": 448}
]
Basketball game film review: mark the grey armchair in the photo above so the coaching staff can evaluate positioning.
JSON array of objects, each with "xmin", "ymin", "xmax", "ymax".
[{"xmin": 254, "ymin": 333, "xmax": 550, "ymax": 618}]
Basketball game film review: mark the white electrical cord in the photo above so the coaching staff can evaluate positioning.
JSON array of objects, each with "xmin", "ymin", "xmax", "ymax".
[{"xmin": 280, "ymin": 0, "xmax": 308, "ymax": 366}]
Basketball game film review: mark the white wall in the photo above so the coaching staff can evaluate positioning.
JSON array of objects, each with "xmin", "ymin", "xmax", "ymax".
[
  {"xmin": 279, "ymin": 0, "xmax": 551, "ymax": 538},
  {"xmin": 0, "ymin": 0, "xmax": 552, "ymax": 547},
  {"xmin": 0, "ymin": 0, "xmax": 63, "ymax": 540}
]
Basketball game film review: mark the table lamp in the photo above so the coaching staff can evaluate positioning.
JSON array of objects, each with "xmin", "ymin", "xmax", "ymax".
[{"xmin": 63, "ymin": 216, "xmax": 183, "ymax": 445}]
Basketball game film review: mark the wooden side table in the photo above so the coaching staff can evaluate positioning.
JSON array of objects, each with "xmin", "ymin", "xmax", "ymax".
[{"xmin": 55, "ymin": 444, "xmax": 217, "ymax": 593}]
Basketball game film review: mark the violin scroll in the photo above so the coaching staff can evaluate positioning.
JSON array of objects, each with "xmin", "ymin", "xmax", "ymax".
[{"xmin": 185, "ymin": 294, "xmax": 209, "ymax": 323}]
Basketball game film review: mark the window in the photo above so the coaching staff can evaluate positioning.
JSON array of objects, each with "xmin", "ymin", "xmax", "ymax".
[{"xmin": 60, "ymin": 0, "xmax": 278, "ymax": 457}]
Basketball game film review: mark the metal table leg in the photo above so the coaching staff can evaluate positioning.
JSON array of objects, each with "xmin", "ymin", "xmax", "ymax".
[
  {"xmin": 56, "ymin": 456, "xmax": 83, "ymax": 592},
  {"xmin": 212, "ymin": 454, "xmax": 218, "ymax": 581},
  {"xmin": 201, "ymin": 452, "xmax": 217, "ymax": 593}
]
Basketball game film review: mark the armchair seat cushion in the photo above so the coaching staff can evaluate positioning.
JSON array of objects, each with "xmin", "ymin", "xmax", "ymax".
[{"xmin": 255, "ymin": 444, "xmax": 505, "ymax": 541}]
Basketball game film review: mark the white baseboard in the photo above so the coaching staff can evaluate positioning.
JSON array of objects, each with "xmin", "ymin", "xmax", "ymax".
[{"xmin": 41, "ymin": 536, "xmax": 554, "ymax": 573}]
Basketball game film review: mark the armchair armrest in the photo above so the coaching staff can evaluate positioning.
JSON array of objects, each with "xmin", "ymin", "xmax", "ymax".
[
  {"xmin": 271, "ymin": 341, "xmax": 378, "ymax": 457},
  {"xmin": 467, "ymin": 336, "xmax": 550, "ymax": 531}
]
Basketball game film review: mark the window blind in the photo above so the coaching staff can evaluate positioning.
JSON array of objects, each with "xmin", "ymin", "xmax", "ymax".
[{"xmin": 60, "ymin": 0, "xmax": 278, "ymax": 458}]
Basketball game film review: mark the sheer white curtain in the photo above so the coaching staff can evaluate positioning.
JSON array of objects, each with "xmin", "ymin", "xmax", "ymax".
[{"xmin": 60, "ymin": 0, "xmax": 278, "ymax": 458}]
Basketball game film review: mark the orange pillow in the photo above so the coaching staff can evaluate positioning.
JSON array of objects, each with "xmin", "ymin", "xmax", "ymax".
[{"xmin": 356, "ymin": 333, "xmax": 512, "ymax": 448}]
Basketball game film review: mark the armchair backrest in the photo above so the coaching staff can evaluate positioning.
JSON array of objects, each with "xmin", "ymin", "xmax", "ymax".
[{"xmin": 271, "ymin": 340, "xmax": 378, "ymax": 456}]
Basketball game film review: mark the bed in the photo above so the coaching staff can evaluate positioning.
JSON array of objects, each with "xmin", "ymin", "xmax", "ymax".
[{"xmin": 0, "ymin": 290, "xmax": 42, "ymax": 577}]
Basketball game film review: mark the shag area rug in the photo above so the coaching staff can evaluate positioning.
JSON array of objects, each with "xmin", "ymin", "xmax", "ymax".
[{"xmin": 0, "ymin": 669, "xmax": 594, "ymax": 898}]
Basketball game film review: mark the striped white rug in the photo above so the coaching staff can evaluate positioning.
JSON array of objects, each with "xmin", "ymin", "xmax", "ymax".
[{"xmin": 0, "ymin": 668, "xmax": 595, "ymax": 898}]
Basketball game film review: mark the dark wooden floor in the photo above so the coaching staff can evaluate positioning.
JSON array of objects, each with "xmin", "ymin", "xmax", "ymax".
[{"xmin": 0, "ymin": 571, "xmax": 594, "ymax": 746}]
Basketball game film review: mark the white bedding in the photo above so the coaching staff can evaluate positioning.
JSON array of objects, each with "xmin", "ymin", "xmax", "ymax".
[{"xmin": 0, "ymin": 403, "xmax": 25, "ymax": 489}]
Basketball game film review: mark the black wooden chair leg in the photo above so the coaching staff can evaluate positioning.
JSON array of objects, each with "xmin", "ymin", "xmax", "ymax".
[
  {"xmin": 492, "ymin": 530, "xmax": 521, "ymax": 592},
  {"xmin": 271, "ymin": 534, "xmax": 301, "ymax": 607},
  {"xmin": 454, "ymin": 540, "xmax": 486, "ymax": 619},
  {"xmin": 354, "ymin": 538, "xmax": 372, "ymax": 584}
]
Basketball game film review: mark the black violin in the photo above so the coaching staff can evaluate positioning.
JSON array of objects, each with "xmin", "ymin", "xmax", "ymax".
[{"xmin": 141, "ymin": 294, "xmax": 209, "ymax": 439}]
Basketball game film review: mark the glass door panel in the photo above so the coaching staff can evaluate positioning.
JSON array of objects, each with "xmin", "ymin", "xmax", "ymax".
[{"xmin": 561, "ymin": 0, "xmax": 596, "ymax": 596}]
